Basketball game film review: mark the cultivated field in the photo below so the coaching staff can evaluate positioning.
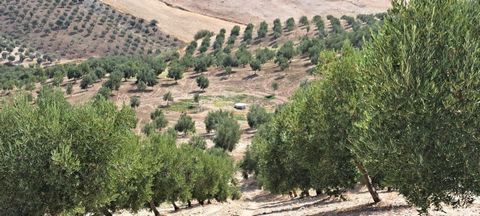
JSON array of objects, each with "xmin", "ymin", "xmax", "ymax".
[
  {"xmin": 64, "ymin": 57, "xmax": 315, "ymax": 161},
  {"xmin": 161, "ymin": 0, "xmax": 391, "ymax": 24},
  {"xmin": 5, "ymin": 1, "xmax": 478, "ymax": 216},
  {"xmin": 100, "ymin": 0, "xmax": 242, "ymax": 42},
  {"xmin": 0, "ymin": 0, "xmax": 181, "ymax": 59}
]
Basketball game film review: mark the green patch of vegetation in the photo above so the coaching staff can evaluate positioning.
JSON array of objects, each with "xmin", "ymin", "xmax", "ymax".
[
  {"xmin": 233, "ymin": 113, "xmax": 246, "ymax": 121},
  {"xmin": 165, "ymin": 99, "xmax": 198, "ymax": 112}
]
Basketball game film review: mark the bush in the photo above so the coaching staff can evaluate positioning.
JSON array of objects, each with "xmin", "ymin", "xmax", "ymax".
[
  {"xmin": 130, "ymin": 96, "xmax": 140, "ymax": 108},
  {"xmin": 167, "ymin": 61, "xmax": 184, "ymax": 82},
  {"xmin": 299, "ymin": 16, "xmax": 309, "ymax": 26},
  {"xmin": 80, "ymin": 73, "xmax": 94, "ymax": 89},
  {"xmin": 174, "ymin": 113, "xmax": 195, "ymax": 135},
  {"xmin": 235, "ymin": 46, "xmax": 252, "ymax": 66},
  {"xmin": 194, "ymin": 54, "xmax": 213, "ymax": 73},
  {"xmin": 273, "ymin": 18, "xmax": 282, "ymax": 39},
  {"xmin": 150, "ymin": 108, "xmax": 168, "ymax": 130},
  {"xmin": 199, "ymin": 36, "xmax": 211, "ymax": 53},
  {"xmin": 163, "ymin": 91, "xmax": 174, "ymax": 106},
  {"xmin": 96, "ymin": 86, "xmax": 112, "ymax": 99},
  {"xmin": 137, "ymin": 80, "xmax": 147, "ymax": 91},
  {"xmin": 136, "ymin": 69, "xmax": 158, "ymax": 87},
  {"xmin": 189, "ymin": 135, "xmax": 207, "ymax": 150},
  {"xmin": 194, "ymin": 30, "xmax": 213, "ymax": 40},
  {"xmin": 285, "ymin": 17, "xmax": 295, "ymax": 31},
  {"xmin": 0, "ymin": 88, "xmax": 141, "ymax": 215},
  {"xmin": 185, "ymin": 41, "xmax": 198, "ymax": 55},
  {"xmin": 213, "ymin": 117, "xmax": 241, "ymax": 152},
  {"xmin": 230, "ymin": 25, "xmax": 241, "ymax": 37},
  {"xmin": 204, "ymin": 110, "xmax": 234, "ymax": 133},
  {"xmin": 247, "ymin": 105, "xmax": 271, "ymax": 128},
  {"xmin": 103, "ymin": 71, "xmax": 122, "ymax": 91},
  {"xmin": 66, "ymin": 83, "xmax": 73, "ymax": 95},
  {"xmin": 243, "ymin": 23, "xmax": 254, "ymax": 43},
  {"xmin": 257, "ymin": 21, "xmax": 268, "ymax": 38},
  {"xmin": 249, "ymin": 59, "xmax": 261, "ymax": 73},
  {"xmin": 255, "ymin": 48, "xmax": 275, "ymax": 64},
  {"xmin": 196, "ymin": 75, "xmax": 209, "ymax": 91}
]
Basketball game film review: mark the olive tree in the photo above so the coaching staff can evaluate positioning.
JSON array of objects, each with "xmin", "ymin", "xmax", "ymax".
[
  {"xmin": 196, "ymin": 75, "xmax": 209, "ymax": 91},
  {"xmin": 0, "ymin": 88, "xmax": 142, "ymax": 215},
  {"xmin": 174, "ymin": 113, "xmax": 196, "ymax": 135},
  {"xmin": 352, "ymin": 0, "xmax": 480, "ymax": 212},
  {"xmin": 247, "ymin": 104, "xmax": 271, "ymax": 129},
  {"xmin": 257, "ymin": 21, "xmax": 268, "ymax": 38},
  {"xmin": 213, "ymin": 117, "xmax": 241, "ymax": 152}
]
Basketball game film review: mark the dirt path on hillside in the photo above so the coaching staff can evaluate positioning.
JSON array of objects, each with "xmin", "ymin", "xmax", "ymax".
[
  {"xmin": 100, "ymin": 0, "xmax": 243, "ymax": 42},
  {"xmin": 160, "ymin": 0, "xmax": 392, "ymax": 24},
  {"xmin": 116, "ymin": 179, "xmax": 480, "ymax": 216}
]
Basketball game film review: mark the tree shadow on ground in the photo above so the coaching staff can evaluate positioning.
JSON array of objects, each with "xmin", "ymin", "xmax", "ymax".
[
  {"xmin": 315, "ymin": 203, "xmax": 411, "ymax": 216},
  {"xmin": 274, "ymin": 75, "xmax": 285, "ymax": 80},
  {"xmin": 243, "ymin": 73, "xmax": 259, "ymax": 80},
  {"xmin": 215, "ymin": 71, "xmax": 236, "ymax": 77},
  {"xmin": 189, "ymin": 74, "xmax": 202, "ymax": 79},
  {"xmin": 260, "ymin": 196, "xmax": 341, "ymax": 209},
  {"xmin": 253, "ymin": 196, "xmax": 337, "ymax": 216},
  {"xmin": 188, "ymin": 90, "xmax": 203, "ymax": 94},
  {"xmin": 126, "ymin": 89, "xmax": 153, "ymax": 93},
  {"xmin": 160, "ymin": 82, "xmax": 177, "ymax": 88},
  {"xmin": 255, "ymin": 197, "xmax": 411, "ymax": 216}
]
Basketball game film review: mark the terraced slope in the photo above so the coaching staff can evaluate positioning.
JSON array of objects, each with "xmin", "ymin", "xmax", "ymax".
[{"xmin": 0, "ymin": 0, "xmax": 182, "ymax": 59}]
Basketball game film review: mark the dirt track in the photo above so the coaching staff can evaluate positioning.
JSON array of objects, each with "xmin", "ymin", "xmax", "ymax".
[
  {"xmin": 160, "ymin": 0, "xmax": 392, "ymax": 24},
  {"xmin": 100, "ymin": 0, "xmax": 243, "ymax": 42},
  {"xmin": 116, "ymin": 183, "xmax": 480, "ymax": 216}
]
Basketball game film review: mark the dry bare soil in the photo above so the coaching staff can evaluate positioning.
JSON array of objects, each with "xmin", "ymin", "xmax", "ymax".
[
  {"xmin": 100, "ymin": 0, "xmax": 242, "ymax": 42},
  {"xmin": 117, "ymin": 184, "xmax": 480, "ymax": 216},
  {"xmin": 100, "ymin": 0, "xmax": 391, "ymax": 43},
  {"xmin": 161, "ymin": 0, "xmax": 391, "ymax": 24}
]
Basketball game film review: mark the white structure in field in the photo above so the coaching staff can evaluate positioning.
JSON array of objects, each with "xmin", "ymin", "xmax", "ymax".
[{"xmin": 234, "ymin": 103, "xmax": 247, "ymax": 110}]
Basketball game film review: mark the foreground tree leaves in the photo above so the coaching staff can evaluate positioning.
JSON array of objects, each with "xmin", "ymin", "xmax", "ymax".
[
  {"xmin": 0, "ymin": 87, "xmax": 238, "ymax": 215},
  {"xmin": 0, "ymin": 87, "xmax": 140, "ymax": 215},
  {"xmin": 352, "ymin": 0, "xmax": 480, "ymax": 213},
  {"xmin": 245, "ymin": 0, "xmax": 480, "ymax": 213}
]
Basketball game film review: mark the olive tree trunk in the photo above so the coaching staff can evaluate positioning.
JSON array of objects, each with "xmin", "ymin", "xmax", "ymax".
[
  {"xmin": 356, "ymin": 162, "xmax": 381, "ymax": 203},
  {"xmin": 149, "ymin": 200, "xmax": 161, "ymax": 216}
]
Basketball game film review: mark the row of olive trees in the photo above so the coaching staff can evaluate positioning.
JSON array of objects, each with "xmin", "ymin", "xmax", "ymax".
[
  {"xmin": 0, "ymin": 12, "xmax": 380, "ymax": 93},
  {"xmin": 242, "ymin": 0, "xmax": 480, "ymax": 214},
  {"xmin": 0, "ymin": 87, "xmax": 239, "ymax": 216}
]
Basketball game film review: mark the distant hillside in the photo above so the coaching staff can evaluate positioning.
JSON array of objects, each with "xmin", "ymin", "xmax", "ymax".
[
  {"xmin": 0, "ymin": 34, "xmax": 53, "ymax": 66},
  {"xmin": 160, "ymin": 0, "xmax": 391, "ymax": 24},
  {"xmin": 0, "ymin": 0, "xmax": 182, "ymax": 60}
]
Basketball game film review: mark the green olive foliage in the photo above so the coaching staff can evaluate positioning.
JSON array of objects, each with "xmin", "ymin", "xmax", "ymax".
[
  {"xmin": 352, "ymin": 0, "xmax": 480, "ymax": 212},
  {"xmin": 213, "ymin": 117, "xmax": 241, "ymax": 152},
  {"xmin": 174, "ymin": 113, "xmax": 196, "ymax": 135},
  {"xmin": 246, "ymin": 0, "xmax": 480, "ymax": 213},
  {"xmin": 0, "ymin": 87, "xmax": 140, "ymax": 215},
  {"xmin": 204, "ymin": 110, "xmax": 234, "ymax": 133},
  {"xmin": 247, "ymin": 104, "xmax": 271, "ymax": 129},
  {"xmin": 0, "ymin": 88, "xmax": 238, "ymax": 215}
]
